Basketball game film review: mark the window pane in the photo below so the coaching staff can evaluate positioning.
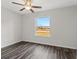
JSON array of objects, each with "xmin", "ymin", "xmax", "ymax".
[
  {"xmin": 37, "ymin": 17, "xmax": 50, "ymax": 26},
  {"xmin": 36, "ymin": 17, "xmax": 50, "ymax": 37}
]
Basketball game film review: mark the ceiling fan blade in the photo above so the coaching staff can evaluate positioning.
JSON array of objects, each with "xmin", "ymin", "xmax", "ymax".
[
  {"xmin": 20, "ymin": 8, "xmax": 25, "ymax": 11},
  {"xmin": 12, "ymin": 2, "xmax": 24, "ymax": 6},
  {"xmin": 32, "ymin": 6, "xmax": 42, "ymax": 8},
  {"xmin": 30, "ymin": 9, "xmax": 34, "ymax": 13}
]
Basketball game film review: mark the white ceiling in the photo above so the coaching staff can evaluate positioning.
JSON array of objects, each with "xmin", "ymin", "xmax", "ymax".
[{"xmin": 1, "ymin": 0, "xmax": 77, "ymax": 14}]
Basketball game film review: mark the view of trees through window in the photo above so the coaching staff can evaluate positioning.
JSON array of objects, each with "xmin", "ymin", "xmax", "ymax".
[{"xmin": 36, "ymin": 17, "xmax": 50, "ymax": 37}]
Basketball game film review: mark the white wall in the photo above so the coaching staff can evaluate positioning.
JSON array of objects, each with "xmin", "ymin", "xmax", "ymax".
[
  {"xmin": 22, "ymin": 5, "xmax": 77, "ymax": 49},
  {"xmin": 1, "ymin": 7, "xmax": 22, "ymax": 48}
]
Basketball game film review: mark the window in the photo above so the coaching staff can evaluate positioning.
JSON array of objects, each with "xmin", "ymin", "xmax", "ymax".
[{"xmin": 35, "ymin": 17, "xmax": 50, "ymax": 37}]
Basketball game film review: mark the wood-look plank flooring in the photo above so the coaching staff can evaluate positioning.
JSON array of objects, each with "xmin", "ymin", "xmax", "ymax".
[{"xmin": 1, "ymin": 41, "xmax": 76, "ymax": 59}]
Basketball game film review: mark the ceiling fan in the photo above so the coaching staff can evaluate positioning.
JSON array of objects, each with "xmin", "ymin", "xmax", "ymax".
[{"xmin": 12, "ymin": 0, "xmax": 42, "ymax": 13}]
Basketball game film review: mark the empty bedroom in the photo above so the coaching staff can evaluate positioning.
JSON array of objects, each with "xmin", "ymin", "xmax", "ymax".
[{"xmin": 1, "ymin": 0, "xmax": 77, "ymax": 59}]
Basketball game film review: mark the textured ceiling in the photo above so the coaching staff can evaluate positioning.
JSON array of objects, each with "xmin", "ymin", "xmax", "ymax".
[{"xmin": 1, "ymin": 0, "xmax": 77, "ymax": 14}]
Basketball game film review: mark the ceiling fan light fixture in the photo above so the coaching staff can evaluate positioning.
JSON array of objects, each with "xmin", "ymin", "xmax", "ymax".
[
  {"xmin": 12, "ymin": 0, "xmax": 42, "ymax": 12},
  {"xmin": 25, "ymin": 6, "xmax": 31, "ymax": 10}
]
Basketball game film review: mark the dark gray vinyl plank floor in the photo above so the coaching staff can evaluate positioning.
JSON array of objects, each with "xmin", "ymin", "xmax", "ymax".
[{"xmin": 1, "ymin": 41, "xmax": 76, "ymax": 59}]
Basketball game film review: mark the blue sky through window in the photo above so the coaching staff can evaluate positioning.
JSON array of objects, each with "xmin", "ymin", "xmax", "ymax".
[{"xmin": 36, "ymin": 17, "xmax": 50, "ymax": 26}]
